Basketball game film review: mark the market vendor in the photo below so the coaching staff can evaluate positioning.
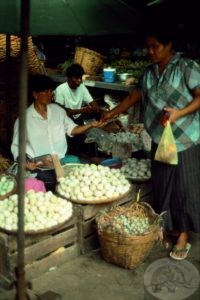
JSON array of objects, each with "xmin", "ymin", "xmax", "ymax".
[
  {"xmin": 101, "ymin": 23, "xmax": 200, "ymax": 261},
  {"xmin": 54, "ymin": 63, "xmax": 101, "ymax": 155},
  {"xmin": 11, "ymin": 74, "xmax": 106, "ymax": 191}
]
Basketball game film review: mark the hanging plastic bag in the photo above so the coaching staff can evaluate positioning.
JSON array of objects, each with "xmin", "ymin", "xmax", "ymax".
[{"xmin": 154, "ymin": 121, "xmax": 178, "ymax": 165}]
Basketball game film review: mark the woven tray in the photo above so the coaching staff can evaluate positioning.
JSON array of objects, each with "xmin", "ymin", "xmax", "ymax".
[
  {"xmin": 56, "ymin": 184, "xmax": 133, "ymax": 205},
  {"xmin": 0, "ymin": 215, "xmax": 73, "ymax": 236}
]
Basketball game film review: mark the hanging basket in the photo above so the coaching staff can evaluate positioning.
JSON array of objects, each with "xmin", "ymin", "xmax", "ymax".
[
  {"xmin": 96, "ymin": 195, "xmax": 162, "ymax": 269},
  {"xmin": 74, "ymin": 46, "xmax": 105, "ymax": 76},
  {"xmin": 0, "ymin": 34, "xmax": 45, "ymax": 74},
  {"xmin": 0, "ymin": 35, "xmax": 21, "ymax": 61}
]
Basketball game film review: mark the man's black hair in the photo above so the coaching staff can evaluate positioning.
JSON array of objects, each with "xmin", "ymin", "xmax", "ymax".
[
  {"xmin": 65, "ymin": 63, "xmax": 85, "ymax": 78},
  {"xmin": 29, "ymin": 74, "xmax": 54, "ymax": 92}
]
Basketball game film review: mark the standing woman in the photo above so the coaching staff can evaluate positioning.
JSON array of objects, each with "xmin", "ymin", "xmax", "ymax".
[{"xmin": 101, "ymin": 24, "xmax": 200, "ymax": 260}]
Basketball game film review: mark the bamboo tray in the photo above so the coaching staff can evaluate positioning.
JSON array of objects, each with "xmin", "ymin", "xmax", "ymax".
[
  {"xmin": 0, "ymin": 215, "xmax": 73, "ymax": 236},
  {"xmin": 56, "ymin": 184, "xmax": 134, "ymax": 205}
]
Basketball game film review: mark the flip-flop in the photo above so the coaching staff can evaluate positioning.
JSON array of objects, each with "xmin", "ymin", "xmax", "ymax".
[{"xmin": 170, "ymin": 243, "xmax": 191, "ymax": 260}]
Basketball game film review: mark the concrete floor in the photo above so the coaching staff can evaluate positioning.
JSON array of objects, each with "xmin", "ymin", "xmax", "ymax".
[{"xmin": 0, "ymin": 233, "xmax": 200, "ymax": 300}]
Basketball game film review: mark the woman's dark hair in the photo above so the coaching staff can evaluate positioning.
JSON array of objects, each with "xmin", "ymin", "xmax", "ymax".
[
  {"xmin": 65, "ymin": 63, "xmax": 85, "ymax": 78},
  {"xmin": 29, "ymin": 74, "xmax": 54, "ymax": 92},
  {"xmin": 144, "ymin": 22, "xmax": 178, "ymax": 46}
]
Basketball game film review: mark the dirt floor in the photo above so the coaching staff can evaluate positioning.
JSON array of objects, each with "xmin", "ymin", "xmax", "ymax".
[{"xmin": 0, "ymin": 233, "xmax": 200, "ymax": 300}]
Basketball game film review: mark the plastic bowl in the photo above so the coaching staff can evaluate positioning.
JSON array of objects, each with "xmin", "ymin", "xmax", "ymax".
[
  {"xmin": 101, "ymin": 158, "xmax": 122, "ymax": 169},
  {"xmin": 117, "ymin": 73, "xmax": 132, "ymax": 82}
]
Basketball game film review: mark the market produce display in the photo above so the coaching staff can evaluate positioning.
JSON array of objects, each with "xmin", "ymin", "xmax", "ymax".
[
  {"xmin": 0, "ymin": 173, "xmax": 16, "ymax": 199},
  {"xmin": 109, "ymin": 131, "xmax": 143, "ymax": 152},
  {"xmin": 97, "ymin": 200, "xmax": 154, "ymax": 236},
  {"xmin": 120, "ymin": 158, "xmax": 151, "ymax": 181},
  {"xmin": 110, "ymin": 215, "xmax": 149, "ymax": 235},
  {"xmin": 57, "ymin": 164, "xmax": 131, "ymax": 204},
  {"xmin": 104, "ymin": 59, "xmax": 150, "ymax": 82},
  {"xmin": 0, "ymin": 190, "xmax": 73, "ymax": 233},
  {"xmin": 96, "ymin": 197, "xmax": 161, "ymax": 269}
]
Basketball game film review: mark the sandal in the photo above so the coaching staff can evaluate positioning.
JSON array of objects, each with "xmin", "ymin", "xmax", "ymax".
[{"xmin": 170, "ymin": 243, "xmax": 191, "ymax": 260}]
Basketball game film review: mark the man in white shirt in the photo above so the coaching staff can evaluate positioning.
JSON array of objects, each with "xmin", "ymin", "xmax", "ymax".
[
  {"xmin": 54, "ymin": 63, "xmax": 100, "ymax": 155},
  {"xmin": 54, "ymin": 63, "xmax": 100, "ymax": 122}
]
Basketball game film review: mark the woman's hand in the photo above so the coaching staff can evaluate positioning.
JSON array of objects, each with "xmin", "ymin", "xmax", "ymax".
[
  {"xmin": 90, "ymin": 120, "xmax": 107, "ymax": 128},
  {"xmin": 162, "ymin": 107, "xmax": 181, "ymax": 125},
  {"xmin": 100, "ymin": 110, "xmax": 116, "ymax": 122}
]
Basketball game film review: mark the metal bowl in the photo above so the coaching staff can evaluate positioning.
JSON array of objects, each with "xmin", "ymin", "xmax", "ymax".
[{"xmin": 117, "ymin": 73, "xmax": 132, "ymax": 82}]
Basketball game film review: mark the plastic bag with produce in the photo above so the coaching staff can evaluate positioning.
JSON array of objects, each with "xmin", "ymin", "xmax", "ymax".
[{"xmin": 155, "ymin": 121, "xmax": 178, "ymax": 165}]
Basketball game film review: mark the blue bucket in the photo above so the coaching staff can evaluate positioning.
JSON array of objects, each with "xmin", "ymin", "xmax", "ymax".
[{"xmin": 103, "ymin": 68, "xmax": 116, "ymax": 83}]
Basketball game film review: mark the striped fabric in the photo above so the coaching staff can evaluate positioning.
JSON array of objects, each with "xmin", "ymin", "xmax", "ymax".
[
  {"xmin": 151, "ymin": 143, "xmax": 200, "ymax": 232},
  {"xmin": 139, "ymin": 53, "xmax": 200, "ymax": 152}
]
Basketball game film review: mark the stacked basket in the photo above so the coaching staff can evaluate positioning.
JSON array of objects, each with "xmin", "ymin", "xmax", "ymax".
[
  {"xmin": 74, "ymin": 46, "xmax": 105, "ymax": 76},
  {"xmin": 0, "ymin": 34, "xmax": 45, "ymax": 74},
  {"xmin": 96, "ymin": 194, "xmax": 161, "ymax": 269}
]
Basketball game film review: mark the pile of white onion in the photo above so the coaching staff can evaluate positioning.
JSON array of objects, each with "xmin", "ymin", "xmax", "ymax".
[
  {"xmin": 109, "ymin": 132, "xmax": 143, "ymax": 151},
  {"xmin": 120, "ymin": 158, "xmax": 151, "ymax": 179},
  {"xmin": 0, "ymin": 190, "xmax": 73, "ymax": 232},
  {"xmin": 0, "ymin": 175, "xmax": 15, "ymax": 197},
  {"xmin": 57, "ymin": 164, "xmax": 131, "ymax": 202}
]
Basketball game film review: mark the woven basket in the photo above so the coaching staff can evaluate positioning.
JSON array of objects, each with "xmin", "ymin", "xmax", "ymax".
[
  {"xmin": 0, "ymin": 34, "xmax": 45, "ymax": 74},
  {"xmin": 74, "ymin": 46, "xmax": 105, "ymax": 76},
  {"xmin": 0, "ymin": 35, "xmax": 21, "ymax": 61},
  {"xmin": 96, "ymin": 201, "xmax": 161, "ymax": 269},
  {"xmin": 0, "ymin": 173, "xmax": 17, "ymax": 201}
]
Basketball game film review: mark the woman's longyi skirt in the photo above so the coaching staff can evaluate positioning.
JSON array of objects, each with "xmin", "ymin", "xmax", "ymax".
[{"xmin": 151, "ymin": 144, "xmax": 200, "ymax": 233}]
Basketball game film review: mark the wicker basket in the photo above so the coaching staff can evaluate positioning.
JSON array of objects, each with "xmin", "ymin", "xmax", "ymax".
[
  {"xmin": 0, "ymin": 34, "xmax": 45, "ymax": 74},
  {"xmin": 0, "ymin": 35, "xmax": 21, "ymax": 61},
  {"xmin": 0, "ymin": 173, "xmax": 17, "ymax": 201},
  {"xmin": 74, "ymin": 46, "xmax": 105, "ymax": 76},
  {"xmin": 96, "ymin": 201, "xmax": 161, "ymax": 269}
]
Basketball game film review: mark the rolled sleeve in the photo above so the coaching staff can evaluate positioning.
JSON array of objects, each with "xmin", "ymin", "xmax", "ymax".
[
  {"xmin": 64, "ymin": 115, "xmax": 77, "ymax": 137},
  {"xmin": 184, "ymin": 60, "xmax": 200, "ymax": 90}
]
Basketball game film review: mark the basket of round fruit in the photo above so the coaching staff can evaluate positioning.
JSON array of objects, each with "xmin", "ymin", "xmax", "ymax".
[
  {"xmin": 0, "ymin": 173, "xmax": 17, "ymax": 201},
  {"xmin": 96, "ymin": 191, "xmax": 162, "ymax": 269},
  {"xmin": 0, "ymin": 190, "xmax": 73, "ymax": 235}
]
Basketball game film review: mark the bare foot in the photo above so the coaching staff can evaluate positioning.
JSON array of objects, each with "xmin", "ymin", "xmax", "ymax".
[{"xmin": 170, "ymin": 232, "xmax": 190, "ymax": 259}]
